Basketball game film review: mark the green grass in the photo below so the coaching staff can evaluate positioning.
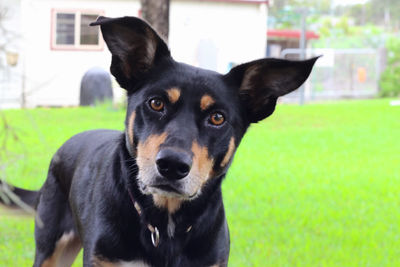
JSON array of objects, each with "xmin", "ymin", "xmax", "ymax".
[{"xmin": 1, "ymin": 99, "xmax": 399, "ymax": 266}]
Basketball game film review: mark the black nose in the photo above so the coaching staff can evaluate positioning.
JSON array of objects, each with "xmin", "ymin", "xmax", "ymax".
[{"xmin": 156, "ymin": 148, "xmax": 192, "ymax": 180}]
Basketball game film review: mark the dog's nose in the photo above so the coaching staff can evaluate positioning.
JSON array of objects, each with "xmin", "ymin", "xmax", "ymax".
[{"xmin": 156, "ymin": 148, "xmax": 192, "ymax": 180}]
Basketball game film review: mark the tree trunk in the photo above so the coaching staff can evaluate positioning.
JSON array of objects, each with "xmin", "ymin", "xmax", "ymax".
[{"xmin": 140, "ymin": 0, "xmax": 170, "ymax": 42}]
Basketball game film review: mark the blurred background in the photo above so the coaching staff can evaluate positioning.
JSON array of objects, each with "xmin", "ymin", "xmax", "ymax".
[
  {"xmin": 0, "ymin": 0, "xmax": 399, "ymax": 108},
  {"xmin": 0, "ymin": 0, "xmax": 399, "ymax": 266}
]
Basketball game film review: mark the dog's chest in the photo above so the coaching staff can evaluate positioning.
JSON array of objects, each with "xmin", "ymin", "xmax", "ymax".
[
  {"xmin": 96, "ymin": 259, "xmax": 151, "ymax": 267},
  {"xmin": 119, "ymin": 261, "xmax": 151, "ymax": 267}
]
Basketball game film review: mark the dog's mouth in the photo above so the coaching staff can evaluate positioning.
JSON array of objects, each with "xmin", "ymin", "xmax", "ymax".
[
  {"xmin": 139, "ymin": 180, "xmax": 198, "ymax": 199},
  {"xmin": 152, "ymin": 184, "xmax": 181, "ymax": 194}
]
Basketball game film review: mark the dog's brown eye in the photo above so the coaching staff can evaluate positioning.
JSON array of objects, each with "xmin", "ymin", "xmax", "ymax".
[
  {"xmin": 149, "ymin": 98, "xmax": 164, "ymax": 111},
  {"xmin": 209, "ymin": 112, "xmax": 225, "ymax": 126}
]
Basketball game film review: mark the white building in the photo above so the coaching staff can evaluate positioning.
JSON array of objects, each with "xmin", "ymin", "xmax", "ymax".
[{"xmin": 0, "ymin": 0, "xmax": 269, "ymax": 109}]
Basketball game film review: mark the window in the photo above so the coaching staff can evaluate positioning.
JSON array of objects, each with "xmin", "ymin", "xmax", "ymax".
[
  {"xmin": 52, "ymin": 10, "xmax": 103, "ymax": 50},
  {"xmin": 56, "ymin": 13, "xmax": 75, "ymax": 45}
]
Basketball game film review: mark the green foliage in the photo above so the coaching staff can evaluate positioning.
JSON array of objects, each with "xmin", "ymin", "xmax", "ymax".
[
  {"xmin": 1, "ymin": 99, "xmax": 400, "ymax": 266},
  {"xmin": 311, "ymin": 17, "xmax": 386, "ymax": 49},
  {"xmin": 380, "ymin": 36, "xmax": 400, "ymax": 97},
  {"xmin": 268, "ymin": 0, "xmax": 331, "ymax": 29},
  {"xmin": 268, "ymin": 0, "xmax": 396, "ymax": 50},
  {"xmin": 270, "ymin": 0, "xmax": 331, "ymax": 13},
  {"xmin": 336, "ymin": 0, "xmax": 400, "ymax": 30}
]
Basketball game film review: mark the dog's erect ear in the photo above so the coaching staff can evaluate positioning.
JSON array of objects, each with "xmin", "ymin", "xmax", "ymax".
[
  {"xmin": 225, "ymin": 57, "xmax": 319, "ymax": 123},
  {"xmin": 91, "ymin": 16, "xmax": 171, "ymax": 90}
]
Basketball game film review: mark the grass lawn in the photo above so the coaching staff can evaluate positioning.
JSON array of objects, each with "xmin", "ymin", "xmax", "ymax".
[{"xmin": 1, "ymin": 99, "xmax": 399, "ymax": 266}]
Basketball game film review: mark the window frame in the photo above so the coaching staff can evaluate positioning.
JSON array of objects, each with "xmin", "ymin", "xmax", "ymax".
[{"xmin": 50, "ymin": 9, "xmax": 105, "ymax": 51}]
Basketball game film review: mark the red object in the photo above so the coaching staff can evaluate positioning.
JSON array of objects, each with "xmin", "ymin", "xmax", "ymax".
[{"xmin": 267, "ymin": 29, "xmax": 319, "ymax": 40}]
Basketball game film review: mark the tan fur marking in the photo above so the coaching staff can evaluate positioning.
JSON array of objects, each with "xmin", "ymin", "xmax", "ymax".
[
  {"xmin": 137, "ymin": 133, "xmax": 187, "ymax": 213},
  {"xmin": 200, "ymin": 94, "xmax": 215, "ymax": 111},
  {"xmin": 153, "ymin": 195, "xmax": 182, "ymax": 214},
  {"xmin": 92, "ymin": 257, "xmax": 116, "ymax": 267},
  {"xmin": 41, "ymin": 231, "xmax": 81, "ymax": 267},
  {"xmin": 191, "ymin": 141, "xmax": 214, "ymax": 185},
  {"xmin": 167, "ymin": 88, "xmax": 181, "ymax": 104},
  {"xmin": 136, "ymin": 133, "xmax": 168, "ymax": 194},
  {"xmin": 92, "ymin": 256, "xmax": 150, "ymax": 267},
  {"xmin": 137, "ymin": 135, "xmax": 215, "ymax": 211},
  {"xmin": 137, "ymin": 133, "xmax": 168, "ymax": 165},
  {"xmin": 127, "ymin": 112, "xmax": 136, "ymax": 147},
  {"xmin": 144, "ymin": 134, "xmax": 182, "ymax": 213},
  {"xmin": 220, "ymin": 137, "xmax": 235, "ymax": 168}
]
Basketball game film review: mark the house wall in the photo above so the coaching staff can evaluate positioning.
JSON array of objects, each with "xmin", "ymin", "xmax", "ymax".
[
  {"xmin": 21, "ymin": 0, "xmax": 140, "ymax": 108},
  {"xmin": 3, "ymin": 0, "xmax": 268, "ymax": 108},
  {"xmin": 170, "ymin": 0, "xmax": 268, "ymax": 73}
]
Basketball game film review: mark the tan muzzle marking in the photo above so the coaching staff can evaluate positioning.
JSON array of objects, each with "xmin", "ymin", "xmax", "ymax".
[
  {"xmin": 127, "ymin": 112, "xmax": 136, "ymax": 147},
  {"xmin": 191, "ymin": 141, "xmax": 214, "ymax": 184},
  {"xmin": 220, "ymin": 137, "xmax": 235, "ymax": 168}
]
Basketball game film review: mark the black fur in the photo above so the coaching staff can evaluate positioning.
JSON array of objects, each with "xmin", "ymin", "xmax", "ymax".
[{"xmin": 1, "ymin": 16, "xmax": 317, "ymax": 267}]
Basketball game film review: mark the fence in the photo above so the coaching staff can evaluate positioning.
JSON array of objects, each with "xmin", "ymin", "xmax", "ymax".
[{"xmin": 280, "ymin": 48, "xmax": 386, "ymax": 101}]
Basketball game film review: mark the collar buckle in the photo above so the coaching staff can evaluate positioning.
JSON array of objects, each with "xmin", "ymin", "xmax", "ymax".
[{"xmin": 148, "ymin": 225, "xmax": 160, "ymax": 247}]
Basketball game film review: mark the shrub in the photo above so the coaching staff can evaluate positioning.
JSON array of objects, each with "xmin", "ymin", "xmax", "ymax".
[{"xmin": 379, "ymin": 36, "xmax": 400, "ymax": 97}]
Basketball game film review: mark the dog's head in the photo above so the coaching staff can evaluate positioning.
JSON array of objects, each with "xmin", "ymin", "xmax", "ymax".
[{"xmin": 91, "ymin": 16, "xmax": 317, "ymax": 210}]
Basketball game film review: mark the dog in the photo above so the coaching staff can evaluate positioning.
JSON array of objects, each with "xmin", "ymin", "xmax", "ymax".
[{"xmin": 0, "ymin": 16, "xmax": 317, "ymax": 267}]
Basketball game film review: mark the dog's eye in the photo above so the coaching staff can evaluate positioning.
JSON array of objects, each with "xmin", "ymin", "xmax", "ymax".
[
  {"xmin": 149, "ymin": 98, "xmax": 164, "ymax": 112},
  {"xmin": 209, "ymin": 112, "xmax": 225, "ymax": 126}
]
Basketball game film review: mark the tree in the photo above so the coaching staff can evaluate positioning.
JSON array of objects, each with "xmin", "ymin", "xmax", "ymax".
[
  {"xmin": 0, "ymin": 5, "xmax": 19, "ymax": 56},
  {"xmin": 0, "ymin": 5, "xmax": 32, "ymax": 214},
  {"xmin": 268, "ymin": 0, "xmax": 331, "ymax": 29},
  {"xmin": 140, "ymin": 0, "xmax": 170, "ymax": 41},
  {"xmin": 337, "ymin": 0, "xmax": 400, "ymax": 31}
]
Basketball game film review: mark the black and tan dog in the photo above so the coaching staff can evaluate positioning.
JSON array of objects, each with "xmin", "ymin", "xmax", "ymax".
[{"xmin": 0, "ymin": 16, "xmax": 317, "ymax": 267}]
